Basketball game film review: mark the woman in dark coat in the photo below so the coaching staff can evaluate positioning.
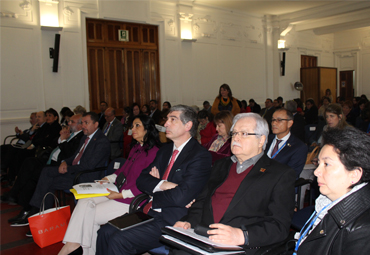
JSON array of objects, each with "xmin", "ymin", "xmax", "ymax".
[{"xmin": 295, "ymin": 127, "xmax": 370, "ymax": 255}]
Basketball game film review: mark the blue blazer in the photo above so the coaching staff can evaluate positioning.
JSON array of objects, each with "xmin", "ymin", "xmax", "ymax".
[
  {"xmin": 266, "ymin": 133, "xmax": 308, "ymax": 178},
  {"xmin": 136, "ymin": 137, "xmax": 212, "ymax": 225}
]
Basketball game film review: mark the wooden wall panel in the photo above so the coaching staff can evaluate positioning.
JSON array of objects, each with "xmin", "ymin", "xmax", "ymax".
[{"xmin": 86, "ymin": 18, "xmax": 160, "ymax": 113}]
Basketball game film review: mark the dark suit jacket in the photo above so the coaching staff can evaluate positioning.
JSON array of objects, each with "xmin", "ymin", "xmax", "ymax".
[
  {"xmin": 103, "ymin": 118, "xmax": 123, "ymax": 159},
  {"xmin": 56, "ymin": 131, "xmax": 84, "ymax": 163},
  {"xmin": 64, "ymin": 129, "xmax": 111, "ymax": 183},
  {"xmin": 266, "ymin": 133, "xmax": 308, "ymax": 178},
  {"xmin": 150, "ymin": 109, "xmax": 162, "ymax": 124},
  {"xmin": 291, "ymin": 113, "xmax": 306, "ymax": 143},
  {"xmin": 32, "ymin": 121, "xmax": 61, "ymax": 149},
  {"xmin": 136, "ymin": 137, "xmax": 212, "ymax": 226},
  {"xmin": 98, "ymin": 112, "xmax": 106, "ymax": 130},
  {"xmin": 182, "ymin": 155, "xmax": 296, "ymax": 251}
]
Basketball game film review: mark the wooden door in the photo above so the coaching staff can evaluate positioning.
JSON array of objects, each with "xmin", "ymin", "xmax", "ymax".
[
  {"xmin": 339, "ymin": 71, "xmax": 354, "ymax": 100},
  {"xmin": 86, "ymin": 18, "xmax": 160, "ymax": 114},
  {"xmin": 301, "ymin": 55, "xmax": 317, "ymax": 68}
]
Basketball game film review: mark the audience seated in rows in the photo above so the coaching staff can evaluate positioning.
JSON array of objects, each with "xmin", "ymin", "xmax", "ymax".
[
  {"xmin": 260, "ymin": 98, "xmax": 275, "ymax": 133},
  {"xmin": 58, "ymin": 114, "xmax": 161, "ymax": 255},
  {"xmin": 197, "ymin": 110, "xmax": 216, "ymax": 146},
  {"xmin": 285, "ymin": 100, "xmax": 306, "ymax": 143},
  {"xmin": 2, "ymin": 115, "xmax": 84, "ymax": 213},
  {"xmin": 172, "ymin": 113, "xmax": 295, "ymax": 254},
  {"xmin": 96, "ymin": 105, "xmax": 212, "ymax": 254}
]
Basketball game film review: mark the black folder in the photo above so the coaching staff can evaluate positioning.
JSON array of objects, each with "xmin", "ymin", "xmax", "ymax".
[{"xmin": 161, "ymin": 227, "xmax": 245, "ymax": 254}]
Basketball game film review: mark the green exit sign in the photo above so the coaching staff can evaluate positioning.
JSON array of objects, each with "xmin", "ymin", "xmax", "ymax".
[{"xmin": 119, "ymin": 30, "xmax": 129, "ymax": 41}]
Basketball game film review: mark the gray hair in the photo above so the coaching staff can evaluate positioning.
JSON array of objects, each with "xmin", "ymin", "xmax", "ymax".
[
  {"xmin": 284, "ymin": 100, "xmax": 297, "ymax": 113},
  {"xmin": 169, "ymin": 105, "xmax": 198, "ymax": 137},
  {"xmin": 230, "ymin": 113, "xmax": 269, "ymax": 150}
]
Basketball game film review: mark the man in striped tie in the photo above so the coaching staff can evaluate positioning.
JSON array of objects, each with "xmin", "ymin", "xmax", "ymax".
[{"xmin": 97, "ymin": 105, "xmax": 212, "ymax": 255}]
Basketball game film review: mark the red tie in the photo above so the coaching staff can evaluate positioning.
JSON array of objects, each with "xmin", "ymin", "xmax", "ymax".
[
  {"xmin": 143, "ymin": 149, "xmax": 179, "ymax": 213},
  {"xmin": 271, "ymin": 139, "xmax": 281, "ymax": 158},
  {"xmin": 72, "ymin": 137, "xmax": 90, "ymax": 165}
]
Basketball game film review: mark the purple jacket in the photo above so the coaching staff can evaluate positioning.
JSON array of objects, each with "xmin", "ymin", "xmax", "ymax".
[
  {"xmin": 114, "ymin": 143, "xmax": 159, "ymax": 204},
  {"xmin": 204, "ymin": 134, "xmax": 232, "ymax": 165}
]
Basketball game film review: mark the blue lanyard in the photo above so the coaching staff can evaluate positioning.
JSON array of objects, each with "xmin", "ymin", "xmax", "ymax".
[
  {"xmin": 293, "ymin": 202, "xmax": 334, "ymax": 255},
  {"xmin": 271, "ymin": 140, "xmax": 287, "ymax": 158}
]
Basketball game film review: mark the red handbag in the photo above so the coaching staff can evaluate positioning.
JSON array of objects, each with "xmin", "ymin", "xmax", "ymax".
[{"xmin": 28, "ymin": 192, "xmax": 71, "ymax": 248}]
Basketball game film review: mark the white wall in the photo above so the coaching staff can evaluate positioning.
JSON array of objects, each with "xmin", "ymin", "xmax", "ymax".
[{"xmin": 1, "ymin": 0, "xmax": 369, "ymax": 141}]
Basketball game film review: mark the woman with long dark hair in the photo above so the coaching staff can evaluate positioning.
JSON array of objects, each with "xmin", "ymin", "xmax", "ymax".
[
  {"xmin": 211, "ymin": 84, "xmax": 240, "ymax": 116},
  {"xmin": 58, "ymin": 115, "xmax": 161, "ymax": 255}
]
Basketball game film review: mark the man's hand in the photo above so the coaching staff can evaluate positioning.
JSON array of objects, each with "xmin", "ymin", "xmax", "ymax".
[
  {"xmin": 15, "ymin": 126, "xmax": 23, "ymax": 135},
  {"xmin": 160, "ymin": 181, "xmax": 178, "ymax": 191},
  {"xmin": 106, "ymin": 189, "xmax": 123, "ymax": 200},
  {"xmin": 149, "ymin": 166, "xmax": 160, "ymax": 179},
  {"xmin": 58, "ymin": 161, "xmax": 68, "ymax": 174},
  {"xmin": 186, "ymin": 199, "xmax": 196, "ymax": 208},
  {"xmin": 31, "ymin": 124, "xmax": 40, "ymax": 131},
  {"xmin": 60, "ymin": 126, "xmax": 70, "ymax": 141},
  {"xmin": 208, "ymin": 223, "xmax": 245, "ymax": 246},
  {"xmin": 174, "ymin": 221, "xmax": 191, "ymax": 230}
]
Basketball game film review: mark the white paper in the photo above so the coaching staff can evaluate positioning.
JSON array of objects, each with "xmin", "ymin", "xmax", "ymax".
[
  {"xmin": 73, "ymin": 182, "xmax": 118, "ymax": 194},
  {"xmin": 114, "ymin": 162, "xmax": 121, "ymax": 169}
]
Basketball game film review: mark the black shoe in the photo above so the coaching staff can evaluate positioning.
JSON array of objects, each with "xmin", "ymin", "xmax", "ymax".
[
  {"xmin": 68, "ymin": 246, "xmax": 83, "ymax": 255},
  {"xmin": 26, "ymin": 230, "xmax": 32, "ymax": 237},
  {"xmin": 8, "ymin": 210, "xmax": 31, "ymax": 226}
]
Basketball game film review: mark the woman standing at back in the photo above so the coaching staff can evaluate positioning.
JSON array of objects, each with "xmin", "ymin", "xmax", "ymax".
[{"xmin": 211, "ymin": 84, "xmax": 240, "ymax": 116}]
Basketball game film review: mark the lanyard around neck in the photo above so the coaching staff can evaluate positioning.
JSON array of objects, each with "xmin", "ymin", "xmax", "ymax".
[
  {"xmin": 271, "ymin": 140, "xmax": 287, "ymax": 158},
  {"xmin": 293, "ymin": 201, "xmax": 334, "ymax": 255}
]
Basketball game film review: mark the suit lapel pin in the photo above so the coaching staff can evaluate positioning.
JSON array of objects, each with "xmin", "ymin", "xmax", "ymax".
[
  {"xmin": 175, "ymin": 169, "xmax": 181, "ymax": 172},
  {"xmin": 260, "ymin": 168, "xmax": 266, "ymax": 172},
  {"xmin": 287, "ymin": 143, "xmax": 291, "ymax": 147}
]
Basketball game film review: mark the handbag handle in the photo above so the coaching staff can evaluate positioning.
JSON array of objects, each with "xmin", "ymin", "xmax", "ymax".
[{"xmin": 39, "ymin": 192, "xmax": 60, "ymax": 215}]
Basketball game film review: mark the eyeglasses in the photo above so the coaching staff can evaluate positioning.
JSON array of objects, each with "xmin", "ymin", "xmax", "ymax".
[
  {"xmin": 230, "ymin": 131, "xmax": 260, "ymax": 138},
  {"xmin": 271, "ymin": 118, "xmax": 291, "ymax": 123}
]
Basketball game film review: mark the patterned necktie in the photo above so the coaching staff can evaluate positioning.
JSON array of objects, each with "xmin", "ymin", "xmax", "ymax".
[
  {"xmin": 72, "ymin": 137, "xmax": 90, "ymax": 165},
  {"xmin": 143, "ymin": 149, "xmax": 179, "ymax": 213},
  {"xmin": 271, "ymin": 139, "xmax": 282, "ymax": 158},
  {"xmin": 103, "ymin": 122, "xmax": 111, "ymax": 135}
]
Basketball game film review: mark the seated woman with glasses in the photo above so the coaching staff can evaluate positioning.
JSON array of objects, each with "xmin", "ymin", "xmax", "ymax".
[
  {"xmin": 58, "ymin": 115, "xmax": 161, "ymax": 255},
  {"xmin": 294, "ymin": 127, "xmax": 370, "ymax": 255},
  {"xmin": 203, "ymin": 111, "xmax": 233, "ymax": 164}
]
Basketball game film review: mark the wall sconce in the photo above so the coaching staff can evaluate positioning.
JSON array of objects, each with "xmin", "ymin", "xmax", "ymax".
[
  {"xmin": 278, "ymin": 39, "xmax": 286, "ymax": 49},
  {"xmin": 179, "ymin": 10, "xmax": 197, "ymax": 42},
  {"xmin": 39, "ymin": 0, "xmax": 63, "ymax": 31}
]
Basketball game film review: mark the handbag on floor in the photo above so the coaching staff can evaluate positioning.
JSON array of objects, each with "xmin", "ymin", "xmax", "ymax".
[{"xmin": 28, "ymin": 192, "xmax": 71, "ymax": 248}]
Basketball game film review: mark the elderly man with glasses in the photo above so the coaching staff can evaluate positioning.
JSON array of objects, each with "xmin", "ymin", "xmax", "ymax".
[
  {"xmin": 173, "ymin": 113, "xmax": 296, "ymax": 255},
  {"xmin": 266, "ymin": 108, "xmax": 308, "ymax": 178}
]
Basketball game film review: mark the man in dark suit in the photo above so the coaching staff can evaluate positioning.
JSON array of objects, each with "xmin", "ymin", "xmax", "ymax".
[
  {"xmin": 260, "ymin": 98, "xmax": 275, "ymax": 132},
  {"xmin": 266, "ymin": 108, "xmax": 308, "ymax": 178},
  {"xmin": 149, "ymin": 99, "xmax": 162, "ymax": 124},
  {"xmin": 8, "ymin": 112, "xmax": 110, "ymax": 226},
  {"xmin": 173, "ymin": 113, "xmax": 295, "ymax": 254},
  {"xmin": 102, "ymin": 107, "xmax": 123, "ymax": 160},
  {"xmin": 3, "ymin": 114, "xmax": 84, "ymax": 208},
  {"xmin": 96, "ymin": 105, "xmax": 212, "ymax": 255},
  {"xmin": 285, "ymin": 100, "xmax": 306, "ymax": 143},
  {"xmin": 98, "ymin": 101, "xmax": 108, "ymax": 129}
]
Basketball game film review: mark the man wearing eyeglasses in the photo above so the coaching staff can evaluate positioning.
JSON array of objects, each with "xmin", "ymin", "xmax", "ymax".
[
  {"xmin": 266, "ymin": 108, "xmax": 308, "ymax": 178},
  {"xmin": 173, "ymin": 113, "xmax": 295, "ymax": 254}
]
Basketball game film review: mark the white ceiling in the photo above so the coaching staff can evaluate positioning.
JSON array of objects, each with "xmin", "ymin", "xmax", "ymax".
[{"xmin": 194, "ymin": 0, "xmax": 370, "ymax": 34}]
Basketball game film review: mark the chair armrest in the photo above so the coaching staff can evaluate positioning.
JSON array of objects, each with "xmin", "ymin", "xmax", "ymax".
[
  {"xmin": 73, "ymin": 167, "xmax": 107, "ymax": 185},
  {"xmin": 3, "ymin": 135, "xmax": 17, "ymax": 145},
  {"xmin": 295, "ymin": 178, "xmax": 312, "ymax": 187},
  {"xmin": 129, "ymin": 193, "xmax": 150, "ymax": 213}
]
